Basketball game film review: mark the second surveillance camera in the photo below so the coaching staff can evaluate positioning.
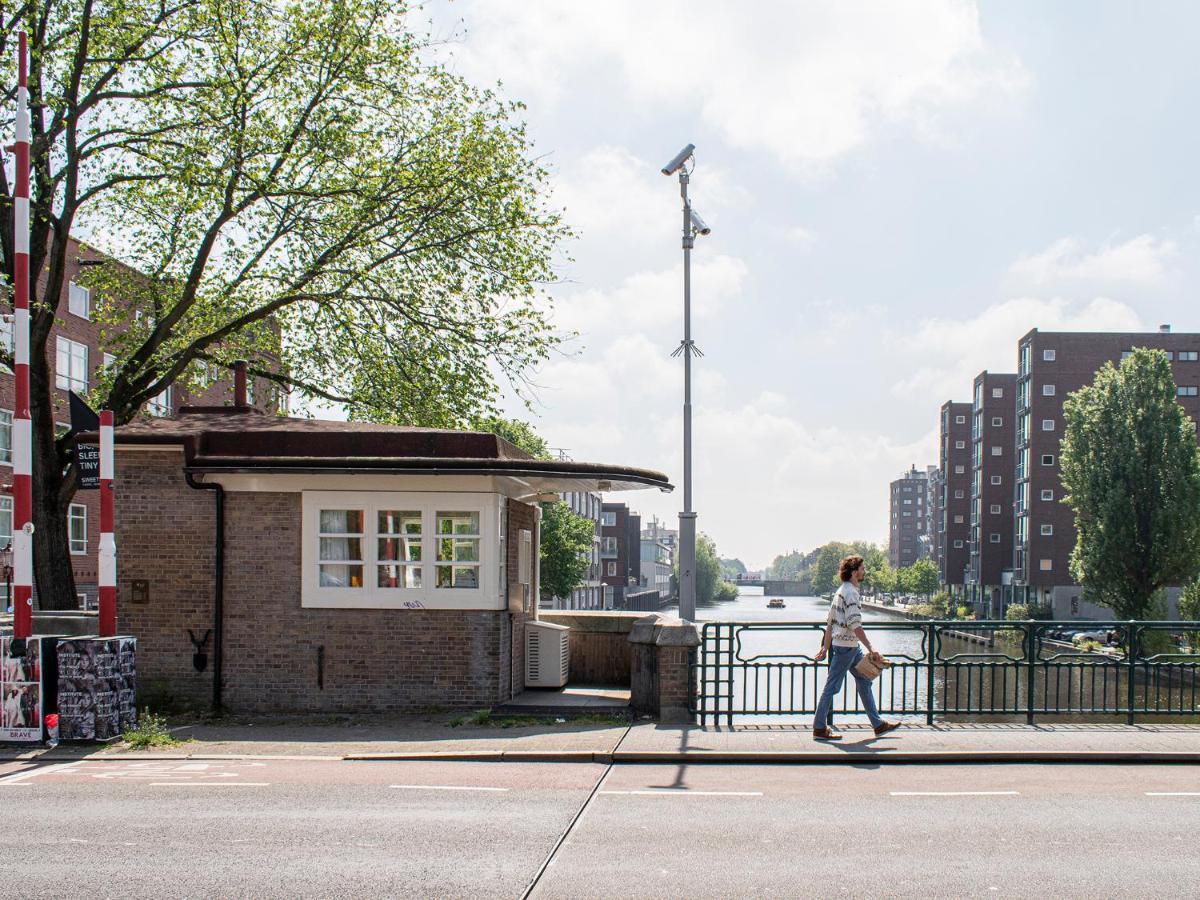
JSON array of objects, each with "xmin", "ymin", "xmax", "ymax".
[{"xmin": 690, "ymin": 209, "xmax": 711, "ymax": 236}]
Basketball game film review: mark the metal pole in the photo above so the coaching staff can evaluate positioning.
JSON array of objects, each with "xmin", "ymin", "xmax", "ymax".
[
  {"xmin": 678, "ymin": 168, "xmax": 697, "ymax": 622},
  {"xmin": 98, "ymin": 411, "xmax": 117, "ymax": 636},
  {"xmin": 12, "ymin": 32, "xmax": 33, "ymax": 643}
]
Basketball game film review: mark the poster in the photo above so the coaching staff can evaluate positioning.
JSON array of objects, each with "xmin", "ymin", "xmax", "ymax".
[
  {"xmin": 56, "ymin": 637, "xmax": 137, "ymax": 741},
  {"xmin": 0, "ymin": 636, "xmax": 43, "ymax": 742}
]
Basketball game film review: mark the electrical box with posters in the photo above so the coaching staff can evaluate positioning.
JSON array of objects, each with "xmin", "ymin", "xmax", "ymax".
[{"xmin": 1, "ymin": 635, "xmax": 59, "ymax": 742}]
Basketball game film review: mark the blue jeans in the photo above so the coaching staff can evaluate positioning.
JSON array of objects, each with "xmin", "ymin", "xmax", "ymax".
[{"xmin": 814, "ymin": 645, "xmax": 884, "ymax": 731}]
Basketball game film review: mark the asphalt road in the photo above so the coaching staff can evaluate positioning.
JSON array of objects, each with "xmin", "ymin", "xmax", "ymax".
[{"xmin": 2, "ymin": 757, "xmax": 1197, "ymax": 898}]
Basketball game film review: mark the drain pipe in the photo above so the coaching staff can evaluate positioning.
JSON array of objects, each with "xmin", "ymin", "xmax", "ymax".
[{"xmin": 186, "ymin": 473, "xmax": 225, "ymax": 712}]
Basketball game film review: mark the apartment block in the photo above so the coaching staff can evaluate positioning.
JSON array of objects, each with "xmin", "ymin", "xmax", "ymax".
[
  {"xmin": 936, "ymin": 401, "xmax": 972, "ymax": 592},
  {"xmin": 1014, "ymin": 326, "xmax": 1200, "ymax": 616},
  {"xmin": 889, "ymin": 465, "xmax": 930, "ymax": 570},
  {"xmin": 552, "ymin": 490, "xmax": 604, "ymax": 610},
  {"xmin": 968, "ymin": 372, "xmax": 1016, "ymax": 616},
  {"xmin": 601, "ymin": 502, "xmax": 641, "ymax": 604}
]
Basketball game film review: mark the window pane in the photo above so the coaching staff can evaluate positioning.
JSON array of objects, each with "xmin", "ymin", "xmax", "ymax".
[
  {"xmin": 0, "ymin": 496, "xmax": 10, "ymax": 542},
  {"xmin": 437, "ymin": 511, "xmax": 479, "ymax": 535},
  {"xmin": 319, "ymin": 509, "xmax": 362, "ymax": 533},
  {"xmin": 378, "ymin": 537, "xmax": 421, "ymax": 562},
  {"xmin": 0, "ymin": 411, "xmax": 10, "ymax": 464},
  {"xmin": 319, "ymin": 564, "xmax": 363, "ymax": 588},
  {"xmin": 319, "ymin": 537, "xmax": 361, "ymax": 562},
  {"xmin": 435, "ymin": 565, "xmax": 478, "ymax": 589},
  {"xmin": 377, "ymin": 564, "xmax": 421, "ymax": 588},
  {"xmin": 378, "ymin": 510, "xmax": 421, "ymax": 535}
]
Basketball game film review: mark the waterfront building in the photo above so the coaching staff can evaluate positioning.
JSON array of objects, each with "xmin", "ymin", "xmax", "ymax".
[
  {"xmin": 1014, "ymin": 326, "xmax": 1200, "ymax": 616},
  {"xmin": 552, "ymin": 490, "xmax": 603, "ymax": 610},
  {"xmin": 967, "ymin": 372, "xmax": 1016, "ymax": 616},
  {"xmin": 640, "ymin": 516, "xmax": 675, "ymax": 601},
  {"xmin": 935, "ymin": 401, "xmax": 972, "ymax": 594},
  {"xmin": 889, "ymin": 464, "xmax": 931, "ymax": 569},
  {"xmin": 601, "ymin": 502, "xmax": 641, "ymax": 607}
]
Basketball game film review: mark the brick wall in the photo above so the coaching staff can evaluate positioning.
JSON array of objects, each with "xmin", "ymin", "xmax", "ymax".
[{"xmin": 116, "ymin": 449, "xmax": 538, "ymax": 713}]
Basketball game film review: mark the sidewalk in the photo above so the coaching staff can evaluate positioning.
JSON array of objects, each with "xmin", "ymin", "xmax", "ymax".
[{"xmin": 7, "ymin": 716, "xmax": 1200, "ymax": 764}]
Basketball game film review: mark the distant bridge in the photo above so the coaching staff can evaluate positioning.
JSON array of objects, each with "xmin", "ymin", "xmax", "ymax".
[{"xmin": 733, "ymin": 578, "xmax": 810, "ymax": 597}]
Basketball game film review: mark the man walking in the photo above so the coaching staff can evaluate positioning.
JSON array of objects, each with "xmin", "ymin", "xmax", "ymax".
[{"xmin": 812, "ymin": 554, "xmax": 900, "ymax": 741}]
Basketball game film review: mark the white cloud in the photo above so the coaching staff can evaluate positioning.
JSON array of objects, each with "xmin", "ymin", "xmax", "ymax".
[
  {"xmin": 436, "ymin": 1, "xmax": 1027, "ymax": 175},
  {"xmin": 784, "ymin": 226, "xmax": 817, "ymax": 246},
  {"xmin": 1008, "ymin": 235, "xmax": 1179, "ymax": 288}
]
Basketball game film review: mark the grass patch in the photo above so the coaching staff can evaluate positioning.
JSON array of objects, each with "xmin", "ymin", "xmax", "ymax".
[{"xmin": 122, "ymin": 709, "xmax": 190, "ymax": 750}]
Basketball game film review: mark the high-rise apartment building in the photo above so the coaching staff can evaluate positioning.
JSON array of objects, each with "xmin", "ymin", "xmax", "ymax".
[
  {"xmin": 968, "ymin": 372, "xmax": 1016, "ymax": 616},
  {"xmin": 936, "ymin": 401, "xmax": 972, "ymax": 593},
  {"xmin": 1014, "ymin": 326, "xmax": 1200, "ymax": 616},
  {"xmin": 553, "ymin": 490, "xmax": 603, "ymax": 610},
  {"xmin": 889, "ymin": 465, "xmax": 930, "ymax": 569}
]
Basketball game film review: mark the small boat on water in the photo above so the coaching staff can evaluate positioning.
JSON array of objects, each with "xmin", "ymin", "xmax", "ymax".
[{"xmin": 767, "ymin": 598, "xmax": 786, "ymax": 609}]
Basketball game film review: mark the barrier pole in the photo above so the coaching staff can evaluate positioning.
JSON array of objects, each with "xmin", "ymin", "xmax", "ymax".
[
  {"xmin": 98, "ymin": 411, "xmax": 116, "ymax": 636},
  {"xmin": 12, "ymin": 32, "xmax": 33, "ymax": 640}
]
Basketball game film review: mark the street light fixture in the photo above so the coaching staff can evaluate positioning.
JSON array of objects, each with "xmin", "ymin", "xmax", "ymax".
[{"xmin": 662, "ymin": 143, "xmax": 711, "ymax": 622}]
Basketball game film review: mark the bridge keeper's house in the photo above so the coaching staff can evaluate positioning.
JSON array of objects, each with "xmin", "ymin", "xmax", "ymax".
[{"xmin": 99, "ymin": 400, "xmax": 671, "ymax": 713}]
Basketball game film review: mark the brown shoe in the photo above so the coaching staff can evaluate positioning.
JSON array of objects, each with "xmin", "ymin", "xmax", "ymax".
[
  {"xmin": 812, "ymin": 728, "xmax": 843, "ymax": 741},
  {"xmin": 873, "ymin": 721, "xmax": 901, "ymax": 737}
]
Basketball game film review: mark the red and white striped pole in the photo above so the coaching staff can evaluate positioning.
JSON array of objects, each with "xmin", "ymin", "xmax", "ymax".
[
  {"xmin": 12, "ymin": 32, "xmax": 33, "ymax": 640},
  {"xmin": 98, "ymin": 411, "xmax": 116, "ymax": 636}
]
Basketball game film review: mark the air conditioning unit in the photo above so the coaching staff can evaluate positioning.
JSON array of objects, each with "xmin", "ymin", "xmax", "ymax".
[{"xmin": 525, "ymin": 621, "xmax": 570, "ymax": 688}]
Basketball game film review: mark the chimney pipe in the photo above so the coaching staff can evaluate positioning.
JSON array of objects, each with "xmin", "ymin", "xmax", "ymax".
[
  {"xmin": 233, "ymin": 360, "xmax": 248, "ymax": 408},
  {"xmin": 1159, "ymin": 324, "xmax": 1171, "ymax": 334}
]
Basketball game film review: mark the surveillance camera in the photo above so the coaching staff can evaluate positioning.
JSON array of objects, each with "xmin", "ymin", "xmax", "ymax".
[
  {"xmin": 661, "ymin": 143, "xmax": 696, "ymax": 176},
  {"xmin": 690, "ymin": 209, "xmax": 711, "ymax": 236}
]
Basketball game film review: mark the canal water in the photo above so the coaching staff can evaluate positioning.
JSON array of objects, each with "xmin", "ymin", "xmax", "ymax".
[{"xmin": 662, "ymin": 586, "xmax": 1198, "ymax": 724}]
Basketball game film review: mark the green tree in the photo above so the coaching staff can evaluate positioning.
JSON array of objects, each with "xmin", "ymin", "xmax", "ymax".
[
  {"xmin": 719, "ymin": 557, "xmax": 747, "ymax": 579},
  {"xmin": 1179, "ymin": 581, "xmax": 1200, "ymax": 651},
  {"xmin": 538, "ymin": 501, "xmax": 596, "ymax": 602},
  {"xmin": 904, "ymin": 559, "xmax": 939, "ymax": 598},
  {"xmin": 675, "ymin": 533, "xmax": 729, "ymax": 606},
  {"xmin": 767, "ymin": 550, "xmax": 805, "ymax": 580},
  {"xmin": 813, "ymin": 542, "xmax": 851, "ymax": 592},
  {"xmin": 1, "ymin": 0, "xmax": 566, "ymax": 607},
  {"xmin": 1060, "ymin": 349, "xmax": 1200, "ymax": 619},
  {"xmin": 477, "ymin": 417, "xmax": 552, "ymax": 460}
]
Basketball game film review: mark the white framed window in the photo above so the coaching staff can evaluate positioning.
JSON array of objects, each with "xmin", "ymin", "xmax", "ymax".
[
  {"xmin": 1043, "ymin": 349, "xmax": 1056, "ymax": 362},
  {"xmin": 955, "ymin": 440, "xmax": 965, "ymax": 449},
  {"xmin": 991, "ymin": 475, "xmax": 1002, "ymax": 485},
  {"xmin": 953, "ymin": 540, "xmax": 964, "ymax": 549},
  {"xmin": 0, "ymin": 317, "xmax": 11, "ymax": 373},
  {"xmin": 68, "ymin": 503, "xmax": 87, "ymax": 554},
  {"xmin": 1042, "ymin": 419, "xmax": 1055, "ymax": 431},
  {"xmin": 990, "ymin": 504, "xmax": 1001, "ymax": 515},
  {"xmin": 147, "ymin": 385, "xmax": 172, "ymax": 417},
  {"xmin": 991, "ymin": 417, "xmax": 1003, "ymax": 427},
  {"xmin": 954, "ymin": 465, "xmax": 965, "ymax": 475},
  {"xmin": 903, "ymin": 498, "xmax": 912, "ymax": 505},
  {"xmin": 102, "ymin": 352, "xmax": 117, "ymax": 370},
  {"xmin": 68, "ymin": 281, "xmax": 91, "ymax": 319},
  {"xmin": 1180, "ymin": 351, "xmax": 1198, "ymax": 362},
  {"xmin": 955, "ymin": 415, "xmax": 966, "ymax": 424},
  {"xmin": 954, "ymin": 489, "xmax": 964, "ymax": 499},
  {"xmin": 991, "ymin": 446, "xmax": 1002, "ymax": 457},
  {"xmin": 607, "ymin": 561, "xmax": 617, "ymax": 576},
  {"xmin": 1041, "ymin": 454, "xmax": 1055, "ymax": 466},
  {"xmin": 1041, "ymin": 489, "xmax": 1054, "ymax": 501},
  {"xmin": 301, "ymin": 491, "xmax": 500, "ymax": 609},
  {"xmin": 601, "ymin": 511, "xmax": 616, "ymax": 526},
  {"xmin": 1121, "ymin": 350, "xmax": 1133, "ymax": 360},
  {"xmin": 0, "ymin": 410, "xmax": 10, "ymax": 465},
  {"xmin": 55, "ymin": 337, "xmax": 89, "ymax": 393},
  {"xmin": 990, "ymin": 533, "xmax": 1001, "ymax": 544},
  {"xmin": 0, "ymin": 495, "xmax": 11, "ymax": 543},
  {"xmin": 903, "ymin": 511, "xmax": 912, "ymax": 517},
  {"xmin": 953, "ymin": 515, "xmax": 964, "ymax": 524},
  {"xmin": 1039, "ymin": 558, "xmax": 1053, "ymax": 571},
  {"xmin": 1177, "ymin": 386, "xmax": 1198, "ymax": 398},
  {"xmin": 1041, "ymin": 524, "xmax": 1054, "ymax": 536},
  {"xmin": 1043, "ymin": 384, "xmax": 1056, "ymax": 396},
  {"xmin": 991, "ymin": 387, "xmax": 1004, "ymax": 399}
]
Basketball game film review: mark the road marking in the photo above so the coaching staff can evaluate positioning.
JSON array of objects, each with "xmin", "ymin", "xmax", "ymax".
[
  {"xmin": 599, "ymin": 789, "xmax": 763, "ymax": 797},
  {"xmin": 149, "ymin": 782, "xmax": 271, "ymax": 787},
  {"xmin": 0, "ymin": 761, "xmax": 83, "ymax": 784},
  {"xmin": 889, "ymin": 791, "xmax": 1019, "ymax": 797},
  {"xmin": 1145, "ymin": 792, "xmax": 1200, "ymax": 796},
  {"xmin": 389, "ymin": 784, "xmax": 510, "ymax": 792}
]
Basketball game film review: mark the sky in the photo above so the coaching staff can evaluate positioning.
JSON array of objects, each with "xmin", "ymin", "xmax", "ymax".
[{"xmin": 409, "ymin": 0, "xmax": 1200, "ymax": 570}]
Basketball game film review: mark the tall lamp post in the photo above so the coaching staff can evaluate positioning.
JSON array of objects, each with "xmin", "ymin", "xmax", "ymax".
[{"xmin": 662, "ymin": 143, "xmax": 711, "ymax": 622}]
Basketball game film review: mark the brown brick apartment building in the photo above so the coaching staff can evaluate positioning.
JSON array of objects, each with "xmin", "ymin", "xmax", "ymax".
[
  {"xmin": 97, "ymin": 406, "xmax": 669, "ymax": 712},
  {"xmin": 601, "ymin": 502, "xmax": 641, "ymax": 599},
  {"xmin": 889, "ymin": 465, "xmax": 930, "ymax": 569},
  {"xmin": 936, "ymin": 401, "xmax": 972, "ymax": 592},
  {"xmin": 1, "ymin": 237, "xmax": 281, "ymax": 608},
  {"xmin": 968, "ymin": 372, "xmax": 1016, "ymax": 616},
  {"xmin": 1014, "ymin": 327, "xmax": 1200, "ymax": 616}
]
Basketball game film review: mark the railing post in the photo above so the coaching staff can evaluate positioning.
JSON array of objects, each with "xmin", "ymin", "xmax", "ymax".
[
  {"xmin": 1025, "ymin": 621, "xmax": 1036, "ymax": 725},
  {"xmin": 1126, "ymin": 620, "xmax": 1137, "ymax": 726},
  {"xmin": 925, "ymin": 620, "xmax": 935, "ymax": 725}
]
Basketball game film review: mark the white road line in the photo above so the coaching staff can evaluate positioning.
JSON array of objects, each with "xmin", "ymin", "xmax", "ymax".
[
  {"xmin": 0, "ymin": 761, "xmax": 83, "ymax": 785},
  {"xmin": 389, "ymin": 784, "xmax": 510, "ymax": 792},
  {"xmin": 0, "ymin": 781, "xmax": 32, "ymax": 786},
  {"xmin": 149, "ymin": 782, "xmax": 271, "ymax": 787},
  {"xmin": 1145, "ymin": 792, "xmax": 1200, "ymax": 796},
  {"xmin": 599, "ymin": 790, "xmax": 764, "ymax": 797},
  {"xmin": 889, "ymin": 791, "xmax": 1019, "ymax": 797}
]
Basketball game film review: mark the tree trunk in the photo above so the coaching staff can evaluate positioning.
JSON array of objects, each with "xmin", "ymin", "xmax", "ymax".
[{"xmin": 29, "ymin": 355, "xmax": 78, "ymax": 611}]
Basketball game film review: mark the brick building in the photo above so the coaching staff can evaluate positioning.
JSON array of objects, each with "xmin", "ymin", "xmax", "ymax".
[
  {"xmin": 967, "ymin": 372, "xmax": 1016, "ymax": 616},
  {"xmin": 1014, "ymin": 326, "xmax": 1200, "ymax": 616},
  {"xmin": 601, "ymin": 502, "xmax": 641, "ymax": 604},
  {"xmin": 95, "ymin": 401, "xmax": 669, "ymax": 712},
  {"xmin": 888, "ymin": 465, "xmax": 930, "ymax": 570},
  {"xmin": 1, "ymin": 237, "xmax": 279, "ymax": 608},
  {"xmin": 935, "ymin": 401, "xmax": 972, "ymax": 593}
]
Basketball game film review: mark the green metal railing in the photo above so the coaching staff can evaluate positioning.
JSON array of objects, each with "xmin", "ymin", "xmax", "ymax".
[{"xmin": 692, "ymin": 620, "xmax": 1200, "ymax": 726}]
